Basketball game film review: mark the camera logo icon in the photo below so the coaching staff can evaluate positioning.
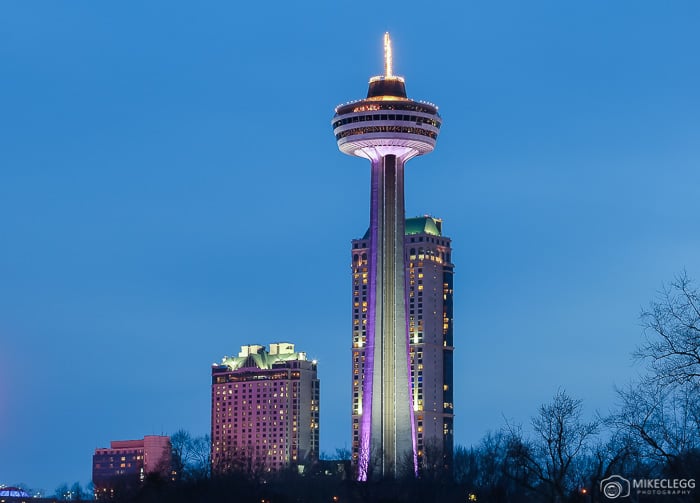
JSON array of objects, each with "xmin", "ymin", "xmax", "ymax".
[{"xmin": 600, "ymin": 475, "xmax": 631, "ymax": 499}]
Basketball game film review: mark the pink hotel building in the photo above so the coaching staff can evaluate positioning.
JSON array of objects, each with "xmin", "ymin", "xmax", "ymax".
[{"xmin": 211, "ymin": 342, "xmax": 320, "ymax": 472}]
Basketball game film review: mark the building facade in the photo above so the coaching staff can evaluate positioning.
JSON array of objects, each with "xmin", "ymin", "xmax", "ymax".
[
  {"xmin": 211, "ymin": 343, "xmax": 320, "ymax": 473},
  {"xmin": 351, "ymin": 216, "xmax": 454, "ymax": 473},
  {"xmin": 92, "ymin": 435, "xmax": 171, "ymax": 498}
]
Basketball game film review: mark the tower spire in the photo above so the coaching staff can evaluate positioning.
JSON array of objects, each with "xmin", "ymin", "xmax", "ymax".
[{"xmin": 384, "ymin": 32, "xmax": 393, "ymax": 78}]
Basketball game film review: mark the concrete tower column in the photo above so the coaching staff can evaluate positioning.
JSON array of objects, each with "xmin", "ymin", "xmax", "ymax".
[
  {"xmin": 333, "ymin": 33, "xmax": 442, "ymax": 480},
  {"xmin": 365, "ymin": 148, "xmax": 416, "ymax": 477}
]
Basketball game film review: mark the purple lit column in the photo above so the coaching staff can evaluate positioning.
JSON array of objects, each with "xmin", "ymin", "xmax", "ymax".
[
  {"xmin": 359, "ymin": 149, "xmax": 415, "ymax": 479},
  {"xmin": 332, "ymin": 33, "xmax": 441, "ymax": 480}
]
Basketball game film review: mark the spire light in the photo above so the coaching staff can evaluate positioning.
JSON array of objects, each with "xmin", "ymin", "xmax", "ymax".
[{"xmin": 384, "ymin": 32, "xmax": 393, "ymax": 78}]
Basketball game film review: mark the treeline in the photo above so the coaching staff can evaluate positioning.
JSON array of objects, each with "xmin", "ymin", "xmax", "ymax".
[
  {"xmin": 448, "ymin": 273, "xmax": 700, "ymax": 502},
  {"xmin": 62, "ymin": 274, "xmax": 700, "ymax": 502}
]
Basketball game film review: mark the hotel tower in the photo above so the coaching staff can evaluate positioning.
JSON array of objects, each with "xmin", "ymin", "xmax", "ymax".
[
  {"xmin": 351, "ymin": 217, "xmax": 454, "ymax": 477},
  {"xmin": 332, "ymin": 34, "xmax": 442, "ymax": 479},
  {"xmin": 211, "ymin": 343, "xmax": 320, "ymax": 472}
]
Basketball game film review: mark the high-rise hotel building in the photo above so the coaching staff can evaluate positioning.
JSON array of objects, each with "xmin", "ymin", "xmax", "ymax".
[
  {"xmin": 351, "ymin": 216, "xmax": 454, "ymax": 471},
  {"xmin": 211, "ymin": 343, "xmax": 320, "ymax": 472}
]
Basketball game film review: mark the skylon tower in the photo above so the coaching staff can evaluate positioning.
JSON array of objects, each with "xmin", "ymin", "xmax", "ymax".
[{"xmin": 332, "ymin": 34, "xmax": 442, "ymax": 479}]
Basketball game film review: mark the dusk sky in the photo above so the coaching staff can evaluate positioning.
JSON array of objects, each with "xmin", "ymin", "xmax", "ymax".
[{"xmin": 1, "ymin": 0, "xmax": 699, "ymax": 493}]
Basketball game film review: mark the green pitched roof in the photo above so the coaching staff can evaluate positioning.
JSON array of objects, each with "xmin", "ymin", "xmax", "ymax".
[
  {"xmin": 360, "ymin": 216, "xmax": 442, "ymax": 240},
  {"xmin": 221, "ymin": 344, "xmax": 305, "ymax": 371},
  {"xmin": 405, "ymin": 216, "xmax": 442, "ymax": 236}
]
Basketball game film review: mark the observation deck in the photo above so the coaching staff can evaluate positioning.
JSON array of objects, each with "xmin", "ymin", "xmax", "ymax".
[{"xmin": 332, "ymin": 35, "xmax": 441, "ymax": 158}]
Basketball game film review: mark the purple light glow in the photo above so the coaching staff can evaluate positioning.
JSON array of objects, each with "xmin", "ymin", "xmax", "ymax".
[
  {"xmin": 357, "ymin": 160, "xmax": 381, "ymax": 481},
  {"xmin": 405, "ymin": 272, "xmax": 418, "ymax": 476},
  {"xmin": 357, "ymin": 155, "xmax": 418, "ymax": 480}
]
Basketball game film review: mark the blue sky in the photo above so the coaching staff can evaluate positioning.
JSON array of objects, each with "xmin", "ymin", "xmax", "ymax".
[{"xmin": 1, "ymin": 0, "xmax": 699, "ymax": 493}]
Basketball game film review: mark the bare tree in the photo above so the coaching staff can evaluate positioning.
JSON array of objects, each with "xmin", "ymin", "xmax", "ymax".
[
  {"xmin": 637, "ymin": 271, "xmax": 700, "ymax": 386},
  {"xmin": 334, "ymin": 447, "xmax": 351, "ymax": 460},
  {"xmin": 453, "ymin": 432, "xmax": 520, "ymax": 502},
  {"xmin": 52, "ymin": 482, "xmax": 87, "ymax": 501},
  {"xmin": 319, "ymin": 447, "xmax": 351, "ymax": 461},
  {"xmin": 607, "ymin": 272, "xmax": 700, "ymax": 478},
  {"xmin": 588, "ymin": 431, "xmax": 645, "ymax": 482},
  {"xmin": 53, "ymin": 484, "xmax": 70, "ymax": 500},
  {"xmin": 170, "ymin": 429, "xmax": 192, "ymax": 479},
  {"xmin": 170, "ymin": 429, "xmax": 211, "ymax": 481},
  {"xmin": 452, "ymin": 444, "xmax": 476, "ymax": 486},
  {"xmin": 189, "ymin": 434, "xmax": 211, "ymax": 479},
  {"xmin": 417, "ymin": 439, "xmax": 450, "ymax": 481},
  {"xmin": 504, "ymin": 390, "xmax": 598, "ymax": 503},
  {"xmin": 70, "ymin": 482, "xmax": 86, "ymax": 501},
  {"xmin": 212, "ymin": 443, "xmax": 267, "ymax": 482},
  {"xmin": 611, "ymin": 380, "xmax": 700, "ymax": 477}
]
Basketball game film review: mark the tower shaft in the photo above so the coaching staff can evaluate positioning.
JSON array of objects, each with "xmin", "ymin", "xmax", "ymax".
[{"xmin": 361, "ymin": 152, "xmax": 415, "ymax": 478}]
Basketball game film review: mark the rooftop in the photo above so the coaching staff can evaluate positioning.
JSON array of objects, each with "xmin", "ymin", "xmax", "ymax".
[
  {"xmin": 217, "ymin": 342, "xmax": 308, "ymax": 371},
  {"xmin": 406, "ymin": 216, "xmax": 442, "ymax": 236},
  {"xmin": 360, "ymin": 216, "xmax": 443, "ymax": 240},
  {"xmin": 0, "ymin": 487, "xmax": 30, "ymax": 498}
]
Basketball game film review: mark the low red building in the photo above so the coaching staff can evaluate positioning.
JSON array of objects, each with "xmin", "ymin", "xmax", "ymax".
[{"xmin": 92, "ymin": 435, "xmax": 171, "ymax": 498}]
